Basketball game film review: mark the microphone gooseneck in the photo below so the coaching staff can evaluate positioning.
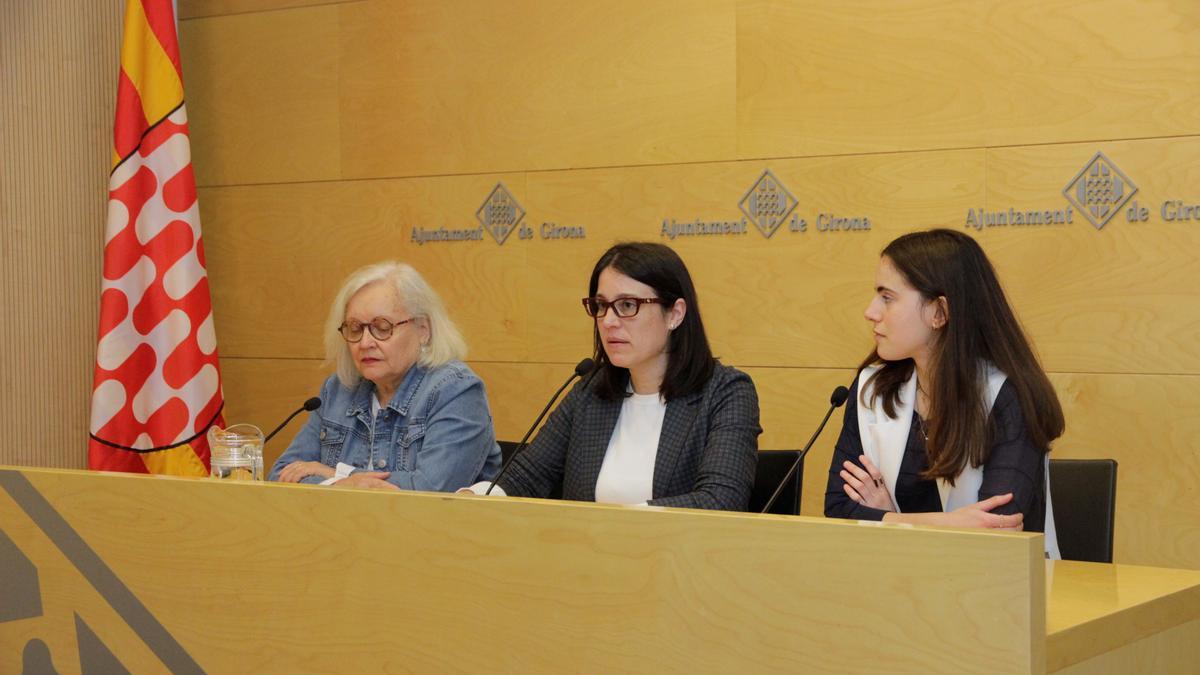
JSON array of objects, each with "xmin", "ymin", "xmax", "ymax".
[
  {"xmin": 264, "ymin": 397, "xmax": 323, "ymax": 444},
  {"xmin": 486, "ymin": 358, "xmax": 594, "ymax": 495},
  {"xmin": 760, "ymin": 385, "xmax": 850, "ymax": 514}
]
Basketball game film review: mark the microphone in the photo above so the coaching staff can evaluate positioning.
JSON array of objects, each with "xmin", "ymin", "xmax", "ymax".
[
  {"xmin": 760, "ymin": 385, "xmax": 850, "ymax": 514},
  {"xmin": 264, "ymin": 397, "xmax": 322, "ymax": 444},
  {"xmin": 486, "ymin": 358, "xmax": 595, "ymax": 495}
]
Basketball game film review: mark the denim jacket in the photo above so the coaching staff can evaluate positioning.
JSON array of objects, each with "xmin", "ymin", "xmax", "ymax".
[{"xmin": 269, "ymin": 361, "xmax": 501, "ymax": 491}]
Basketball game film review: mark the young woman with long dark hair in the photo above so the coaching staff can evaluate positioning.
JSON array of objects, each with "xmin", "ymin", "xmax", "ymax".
[{"xmin": 825, "ymin": 229, "xmax": 1064, "ymax": 555}]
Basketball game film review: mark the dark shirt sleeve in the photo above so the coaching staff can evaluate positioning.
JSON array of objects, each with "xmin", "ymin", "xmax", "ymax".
[
  {"xmin": 647, "ymin": 370, "xmax": 761, "ymax": 511},
  {"xmin": 977, "ymin": 381, "xmax": 1047, "ymax": 529},
  {"xmin": 496, "ymin": 380, "xmax": 579, "ymax": 498},
  {"xmin": 824, "ymin": 380, "xmax": 890, "ymax": 521}
]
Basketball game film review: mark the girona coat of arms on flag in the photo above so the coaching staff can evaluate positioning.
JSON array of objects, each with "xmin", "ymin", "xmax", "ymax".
[{"xmin": 89, "ymin": 0, "xmax": 223, "ymax": 476}]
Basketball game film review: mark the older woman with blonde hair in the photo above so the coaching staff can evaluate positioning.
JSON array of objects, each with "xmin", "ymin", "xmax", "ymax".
[{"xmin": 270, "ymin": 261, "xmax": 502, "ymax": 490}]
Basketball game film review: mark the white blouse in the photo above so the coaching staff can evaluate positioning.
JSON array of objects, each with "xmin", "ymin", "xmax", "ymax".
[{"xmin": 594, "ymin": 390, "xmax": 667, "ymax": 505}]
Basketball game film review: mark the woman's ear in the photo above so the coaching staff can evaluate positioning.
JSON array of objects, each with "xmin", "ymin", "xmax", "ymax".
[
  {"xmin": 667, "ymin": 298, "xmax": 687, "ymax": 330},
  {"xmin": 930, "ymin": 296, "xmax": 949, "ymax": 329}
]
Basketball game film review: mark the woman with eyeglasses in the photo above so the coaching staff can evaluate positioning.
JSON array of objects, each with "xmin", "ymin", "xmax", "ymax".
[
  {"xmin": 824, "ymin": 229, "xmax": 1063, "ymax": 556},
  {"xmin": 269, "ymin": 261, "xmax": 502, "ymax": 490},
  {"xmin": 465, "ymin": 242, "xmax": 762, "ymax": 510}
]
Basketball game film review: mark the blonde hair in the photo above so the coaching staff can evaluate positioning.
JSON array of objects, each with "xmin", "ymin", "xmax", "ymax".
[{"xmin": 324, "ymin": 261, "xmax": 467, "ymax": 388}]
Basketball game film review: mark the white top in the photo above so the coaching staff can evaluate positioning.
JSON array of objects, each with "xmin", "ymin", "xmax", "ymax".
[{"xmin": 594, "ymin": 391, "xmax": 667, "ymax": 505}]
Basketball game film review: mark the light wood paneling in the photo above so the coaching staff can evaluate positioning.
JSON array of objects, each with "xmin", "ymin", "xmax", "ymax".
[
  {"xmin": 1053, "ymin": 619, "xmax": 1199, "ymax": 674},
  {"xmin": 0, "ymin": 0, "xmax": 123, "ymax": 469},
  {"xmin": 179, "ymin": 4, "xmax": 342, "ymax": 186},
  {"xmin": 202, "ymin": 148, "xmax": 984, "ymax": 366},
  {"xmin": 178, "ymin": 0, "xmax": 1200, "ymax": 573},
  {"xmin": 520, "ymin": 151, "xmax": 983, "ymax": 364},
  {"xmin": 0, "ymin": 467, "xmax": 1047, "ymax": 672},
  {"xmin": 200, "ymin": 174, "xmax": 531, "ymax": 362},
  {"xmin": 179, "ymin": 0, "xmax": 363, "ymax": 20},
  {"xmin": 980, "ymin": 139, "xmax": 1200, "ymax": 374},
  {"xmin": 737, "ymin": 0, "xmax": 1200, "ymax": 158},
  {"xmin": 1049, "ymin": 373, "xmax": 1200, "ymax": 570},
  {"xmin": 337, "ymin": 0, "xmax": 738, "ymax": 178},
  {"xmin": 1047, "ymin": 560, "xmax": 1200, "ymax": 672},
  {"xmin": 202, "ymin": 139, "xmax": 1200, "ymax": 374}
]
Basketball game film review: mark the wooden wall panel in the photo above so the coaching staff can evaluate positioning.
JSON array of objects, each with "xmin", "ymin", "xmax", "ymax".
[
  {"xmin": 200, "ymin": 174, "xmax": 532, "ymax": 362},
  {"xmin": 203, "ymin": 141, "xmax": 1198, "ymax": 375},
  {"xmin": 179, "ymin": 0, "xmax": 363, "ymax": 20},
  {"xmin": 336, "ymin": 0, "xmax": 738, "ymax": 178},
  {"xmin": 179, "ymin": 5, "xmax": 343, "ymax": 186},
  {"xmin": 177, "ymin": 0, "xmax": 1200, "ymax": 571},
  {"xmin": 0, "ymin": 0, "xmax": 123, "ymax": 469},
  {"xmin": 978, "ymin": 138, "xmax": 1200, "ymax": 374},
  {"xmin": 737, "ymin": 0, "xmax": 1200, "ymax": 158}
]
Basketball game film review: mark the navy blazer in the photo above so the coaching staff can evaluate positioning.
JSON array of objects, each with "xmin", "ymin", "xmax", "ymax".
[{"xmin": 499, "ymin": 363, "xmax": 761, "ymax": 510}]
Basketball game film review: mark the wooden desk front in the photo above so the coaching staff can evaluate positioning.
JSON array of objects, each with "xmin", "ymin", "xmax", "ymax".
[{"xmin": 0, "ymin": 467, "xmax": 1194, "ymax": 673}]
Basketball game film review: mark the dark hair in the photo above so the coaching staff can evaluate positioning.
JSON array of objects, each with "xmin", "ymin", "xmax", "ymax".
[
  {"xmin": 861, "ymin": 229, "xmax": 1064, "ymax": 482},
  {"xmin": 588, "ymin": 242, "xmax": 714, "ymax": 401}
]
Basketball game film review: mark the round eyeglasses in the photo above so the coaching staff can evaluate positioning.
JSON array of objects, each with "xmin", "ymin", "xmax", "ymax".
[
  {"xmin": 337, "ymin": 316, "xmax": 414, "ymax": 343},
  {"xmin": 581, "ymin": 297, "xmax": 662, "ymax": 318}
]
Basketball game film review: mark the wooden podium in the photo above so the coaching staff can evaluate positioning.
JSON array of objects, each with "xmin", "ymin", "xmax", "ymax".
[{"xmin": 1, "ymin": 467, "xmax": 1196, "ymax": 673}]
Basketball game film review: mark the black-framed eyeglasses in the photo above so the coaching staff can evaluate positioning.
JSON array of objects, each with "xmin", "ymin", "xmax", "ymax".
[
  {"xmin": 581, "ymin": 297, "xmax": 662, "ymax": 318},
  {"xmin": 337, "ymin": 317, "xmax": 414, "ymax": 343}
]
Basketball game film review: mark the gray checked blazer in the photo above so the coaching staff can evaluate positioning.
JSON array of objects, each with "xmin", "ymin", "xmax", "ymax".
[{"xmin": 498, "ymin": 363, "xmax": 761, "ymax": 510}]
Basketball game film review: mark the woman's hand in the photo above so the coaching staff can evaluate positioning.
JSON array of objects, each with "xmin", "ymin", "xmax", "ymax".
[
  {"xmin": 336, "ymin": 472, "xmax": 400, "ymax": 490},
  {"xmin": 841, "ymin": 454, "xmax": 896, "ymax": 511},
  {"xmin": 277, "ymin": 461, "xmax": 335, "ymax": 483},
  {"xmin": 943, "ymin": 493, "xmax": 1024, "ymax": 530}
]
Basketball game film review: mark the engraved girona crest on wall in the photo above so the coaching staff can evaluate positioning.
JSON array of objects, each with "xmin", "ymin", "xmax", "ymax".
[
  {"xmin": 1063, "ymin": 152, "xmax": 1138, "ymax": 231},
  {"xmin": 739, "ymin": 169, "xmax": 798, "ymax": 239},
  {"xmin": 476, "ymin": 183, "xmax": 526, "ymax": 245}
]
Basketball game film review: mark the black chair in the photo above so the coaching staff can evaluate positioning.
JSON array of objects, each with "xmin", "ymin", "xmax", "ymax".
[
  {"xmin": 497, "ymin": 440, "xmax": 520, "ymax": 465},
  {"xmin": 1049, "ymin": 458, "xmax": 1118, "ymax": 563},
  {"xmin": 749, "ymin": 450, "xmax": 803, "ymax": 515}
]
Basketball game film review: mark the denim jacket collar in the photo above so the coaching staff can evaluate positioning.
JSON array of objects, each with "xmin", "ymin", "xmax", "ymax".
[{"xmin": 344, "ymin": 365, "xmax": 429, "ymax": 421}]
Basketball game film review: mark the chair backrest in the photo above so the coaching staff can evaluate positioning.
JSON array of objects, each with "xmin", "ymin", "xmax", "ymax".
[
  {"xmin": 1049, "ymin": 458, "xmax": 1118, "ymax": 563},
  {"xmin": 497, "ymin": 440, "xmax": 520, "ymax": 465},
  {"xmin": 749, "ymin": 450, "xmax": 803, "ymax": 516}
]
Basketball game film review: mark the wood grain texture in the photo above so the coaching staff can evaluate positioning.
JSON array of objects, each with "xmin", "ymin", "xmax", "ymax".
[
  {"xmin": 200, "ymin": 148, "xmax": 985, "ymax": 366},
  {"xmin": 0, "ymin": 467, "xmax": 1045, "ymax": 673},
  {"xmin": 1052, "ymin": 619, "xmax": 1200, "ymax": 674},
  {"xmin": 201, "ymin": 138, "xmax": 1200, "ymax": 373},
  {"xmin": 1046, "ymin": 560, "xmax": 1200, "ymax": 671},
  {"xmin": 179, "ymin": 0, "xmax": 363, "ymax": 20},
  {"xmin": 175, "ymin": 0, "xmax": 1200, "ymax": 574},
  {"xmin": 0, "ymin": 0, "xmax": 122, "ymax": 469},
  {"xmin": 980, "ymin": 139, "xmax": 1200, "ymax": 374},
  {"xmin": 0, "ymin": 484, "xmax": 167, "ymax": 671},
  {"xmin": 179, "ymin": 4, "xmax": 342, "ymax": 186},
  {"xmin": 200, "ymin": 174, "xmax": 532, "ymax": 362},
  {"xmin": 737, "ymin": 0, "xmax": 1200, "ymax": 158},
  {"xmin": 337, "ymin": 0, "xmax": 737, "ymax": 178},
  {"xmin": 1048, "ymin": 373, "xmax": 1200, "ymax": 571}
]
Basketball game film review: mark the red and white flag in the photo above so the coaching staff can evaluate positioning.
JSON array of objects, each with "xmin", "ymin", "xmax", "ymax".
[{"xmin": 89, "ymin": 0, "xmax": 223, "ymax": 476}]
